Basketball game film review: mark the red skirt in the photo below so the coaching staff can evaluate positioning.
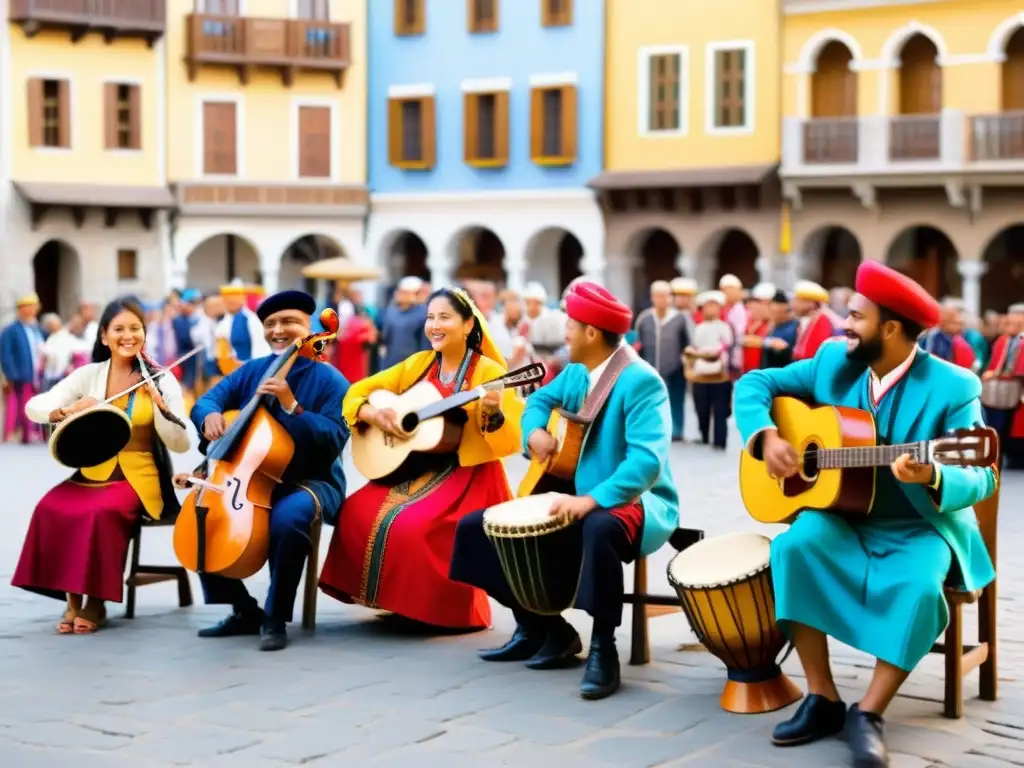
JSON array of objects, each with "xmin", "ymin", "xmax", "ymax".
[
  {"xmin": 12, "ymin": 478, "xmax": 142, "ymax": 603},
  {"xmin": 320, "ymin": 460, "xmax": 513, "ymax": 630}
]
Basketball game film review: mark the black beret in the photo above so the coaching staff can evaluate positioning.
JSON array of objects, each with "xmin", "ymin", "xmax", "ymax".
[
  {"xmin": 256, "ymin": 290, "xmax": 316, "ymax": 322},
  {"xmin": 771, "ymin": 290, "xmax": 789, "ymax": 303}
]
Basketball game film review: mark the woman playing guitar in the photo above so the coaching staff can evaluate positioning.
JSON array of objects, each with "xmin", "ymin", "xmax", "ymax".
[{"xmin": 319, "ymin": 286, "xmax": 524, "ymax": 631}]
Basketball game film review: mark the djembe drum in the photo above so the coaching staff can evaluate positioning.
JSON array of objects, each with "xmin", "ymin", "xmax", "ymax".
[
  {"xmin": 49, "ymin": 404, "xmax": 133, "ymax": 469},
  {"xmin": 482, "ymin": 493, "xmax": 583, "ymax": 615},
  {"xmin": 667, "ymin": 531, "xmax": 803, "ymax": 714}
]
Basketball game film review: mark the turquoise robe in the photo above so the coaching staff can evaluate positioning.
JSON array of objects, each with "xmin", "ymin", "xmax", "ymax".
[
  {"xmin": 735, "ymin": 341, "xmax": 997, "ymax": 670},
  {"xmin": 521, "ymin": 354, "xmax": 680, "ymax": 556}
]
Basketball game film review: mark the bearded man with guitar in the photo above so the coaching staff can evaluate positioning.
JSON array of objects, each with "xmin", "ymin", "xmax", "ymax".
[
  {"xmin": 181, "ymin": 290, "xmax": 349, "ymax": 652},
  {"xmin": 449, "ymin": 281, "xmax": 680, "ymax": 701},
  {"xmin": 735, "ymin": 261, "xmax": 998, "ymax": 768}
]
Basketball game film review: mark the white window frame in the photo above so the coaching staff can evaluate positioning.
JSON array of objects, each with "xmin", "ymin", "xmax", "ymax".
[
  {"xmin": 290, "ymin": 96, "xmax": 341, "ymax": 182},
  {"xmin": 704, "ymin": 40, "xmax": 756, "ymax": 136},
  {"xmin": 194, "ymin": 92, "xmax": 245, "ymax": 179},
  {"xmin": 101, "ymin": 76, "xmax": 145, "ymax": 154},
  {"xmin": 26, "ymin": 70, "xmax": 76, "ymax": 154},
  {"xmin": 637, "ymin": 45, "xmax": 689, "ymax": 138},
  {"xmin": 287, "ymin": 0, "xmax": 331, "ymax": 19}
]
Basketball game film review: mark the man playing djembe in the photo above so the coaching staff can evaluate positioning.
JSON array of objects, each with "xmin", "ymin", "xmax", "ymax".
[
  {"xmin": 450, "ymin": 281, "xmax": 680, "ymax": 700},
  {"xmin": 735, "ymin": 261, "xmax": 997, "ymax": 767}
]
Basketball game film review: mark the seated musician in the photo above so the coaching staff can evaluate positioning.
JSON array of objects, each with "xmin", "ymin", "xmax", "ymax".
[
  {"xmin": 12, "ymin": 298, "xmax": 191, "ymax": 634},
  {"xmin": 735, "ymin": 261, "xmax": 997, "ymax": 768},
  {"xmin": 318, "ymin": 286, "xmax": 523, "ymax": 631},
  {"xmin": 449, "ymin": 281, "xmax": 680, "ymax": 701},
  {"xmin": 186, "ymin": 290, "xmax": 349, "ymax": 652}
]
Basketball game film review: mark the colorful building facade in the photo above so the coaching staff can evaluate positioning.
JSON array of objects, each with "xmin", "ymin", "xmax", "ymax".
[
  {"xmin": 781, "ymin": 0, "xmax": 1024, "ymax": 315},
  {"xmin": 365, "ymin": 0, "xmax": 606, "ymax": 299}
]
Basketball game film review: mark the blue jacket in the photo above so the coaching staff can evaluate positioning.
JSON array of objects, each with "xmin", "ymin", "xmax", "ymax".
[
  {"xmin": 521, "ymin": 356, "xmax": 680, "ymax": 556},
  {"xmin": 0, "ymin": 322, "xmax": 38, "ymax": 384},
  {"xmin": 734, "ymin": 341, "xmax": 997, "ymax": 592}
]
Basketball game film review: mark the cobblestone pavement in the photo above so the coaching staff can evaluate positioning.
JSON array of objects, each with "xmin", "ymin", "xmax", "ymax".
[{"xmin": 1, "ymin": 415, "xmax": 1022, "ymax": 767}]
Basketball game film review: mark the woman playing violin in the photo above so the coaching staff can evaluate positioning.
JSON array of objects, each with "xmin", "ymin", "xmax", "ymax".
[
  {"xmin": 12, "ymin": 299, "xmax": 191, "ymax": 634},
  {"xmin": 319, "ymin": 286, "xmax": 524, "ymax": 631}
]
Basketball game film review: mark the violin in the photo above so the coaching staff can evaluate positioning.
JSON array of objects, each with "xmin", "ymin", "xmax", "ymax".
[{"xmin": 172, "ymin": 309, "xmax": 340, "ymax": 579}]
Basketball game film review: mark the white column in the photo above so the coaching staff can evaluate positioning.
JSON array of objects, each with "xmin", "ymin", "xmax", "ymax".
[
  {"xmin": 676, "ymin": 252, "xmax": 696, "ymax": 278},
  {"xmin": 957, "ymin": 259, "xmax": 987, "ymax": 318},
  {"xmin": 505, "ymin": 249, "xmax": 527, "ymax": 293},
  {"xmin": 261, "ymin": 264, "xmax": 280, "ymax": 295},
  {"xmin": 754, "ymin": 255, "xmax": 773, "ymax": 285},
  {"xmin": 580, "ymin": 249, "xmax": 606, "ymax": 285},
  {"xmin": 426, "ymin": 252, "xmax": 451, "ymax": 290}
]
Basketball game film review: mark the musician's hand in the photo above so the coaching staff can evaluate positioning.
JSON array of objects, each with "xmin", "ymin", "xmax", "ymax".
[
  {"xmin": 770, "ymin": 338, "xmax": 789, "ymax": 350},
  {"xmin": 549, "ymin": 494, "xmax": 597, "ymax": 520},
  {"xmin": 257, "ymin": 378, "xmax": 297, "ymax": 411},
  {"xmin": 982, "ymin": 370, "xmax": 996, "ymax": 381},
  {"xmin": 145, "ymin": 381, "xmax": 169, "ymax": 414},
  {"xmin": 481, "ymin": 389, "xmax": 501, "ymax": 415},
  {"xmin": 172, "ymin": 473, "xmax": 192, "ymax": 489},
  {"xmin": 892, "ymin": 453, "xmax": 935, "ymax": 485},
  {"xmin": 527, "ymin": 428, "xmax": 557, "ymax": 462},
  {"xmin": 203, "ymin": 413, "xmax": 227, "ymax": 441},
  {"xmin": 373, "ymin": 407, "xmax": 403, "ymax": 436},
  {"xmin": 64, "ymin": 396, "xmax": 98, "ymax": 416},
  {"xmin": 762, "ymin": 430, "xmax": 799, "ymax": 479}
]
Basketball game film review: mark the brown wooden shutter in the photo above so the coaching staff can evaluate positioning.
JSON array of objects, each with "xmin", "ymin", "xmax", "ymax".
[
  {"xmin": 387, "ymin": 98, "xmax": 402, "ymax": 165},
  {"xmin": 529, "ymin": 87, "xmax": 543, "ymax": 160},
  {"xmin": 463, "ymin": 92, "xmax": 478, "ymax": 162},
  {"xmin": 560, "ymin": 85, "xmax": 577, "ymax": 162},
  {"xmin": 202, "ymin": 102, "xmax": 217, "ymax": 173},
  {"xmin": 27, "ymin": 78, "xmax": 44, "ymax": 147},
  {"xmin": 222, "ymin": 102, "xmax": 237, "ymax": 174},
  {"xmin": 495, "ymin": 90, "xmax": 509, "ymax": 164},
  {"xmin": 58, "ymin": 79, "xmax": 71, "ymax": 148},
  {"xmin": 129, "ymin": 85, "xmax": 142, "ymax": 149},
  {"xmin": 203, "ymin": 101, "xmax": 237, "ymax": 174},
  {"xmin": 421, "ymin": 97, "xmax": 437, "ymax": 168},
  {"xmin": 103, "ymin": 83, "xmax": 117, "ymax": 148},
  {"xmin": 299, "ymin": 106, "xmax": 331, "ymax": 177}
]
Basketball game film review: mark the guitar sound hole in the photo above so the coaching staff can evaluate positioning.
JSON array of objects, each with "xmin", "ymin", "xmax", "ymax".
[
  {"xmin": 400, "ymin": 413, "xmax": 420, "ymax": 433},
  {"xmin": 801, "ymin": 442, "xmax": 821, "ymax": 481}
]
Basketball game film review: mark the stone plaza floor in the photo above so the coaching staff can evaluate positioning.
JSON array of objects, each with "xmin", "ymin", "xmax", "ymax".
[{"xmin": 0, "ymin": 419, "xmax": 1021, "ymax": 767}]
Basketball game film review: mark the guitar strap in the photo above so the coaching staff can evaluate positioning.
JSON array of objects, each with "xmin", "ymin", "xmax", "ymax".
[{"xmin": 577, "ymin": 344, "xmax": 638, "ymax": 422}]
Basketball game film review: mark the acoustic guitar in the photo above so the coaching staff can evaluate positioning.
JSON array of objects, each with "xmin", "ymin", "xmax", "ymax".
[
  {"xmin": 740, "ymin": 397, "xmax": 999, "ymax": 525},
  {"xmin": 352, "ymin": 363, "xmax": 545, "ymax": 481}
]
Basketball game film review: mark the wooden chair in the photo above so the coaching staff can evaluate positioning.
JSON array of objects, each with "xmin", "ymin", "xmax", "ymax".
[
  {"xmin": 125, "ymin": 517, "xmax": 193, "ymax": 619},
  {"xmin": 301, "ymin": 515, "xmax": 322, "ymax": 631},
  {"xmin": 623, "ymin": 527, "xmax": 704, "ymax": 665},
  {"xmin": 929, "ymin": 471, "xmax": 1000, "ymax": 718}
]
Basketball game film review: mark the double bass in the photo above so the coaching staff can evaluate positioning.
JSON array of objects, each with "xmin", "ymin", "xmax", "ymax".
[{"xmin": 173, "ymin": 309, "xmax": 339, "ymax": 579}]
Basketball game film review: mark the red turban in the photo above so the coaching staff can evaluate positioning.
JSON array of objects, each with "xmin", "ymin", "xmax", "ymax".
[
  {"xmin": 855, "ymin": 260, "xmax": 941, "ymax": 329},
  {"xmin": 565, "ymin": 282, "xmax": 633, "ymax": 334}
]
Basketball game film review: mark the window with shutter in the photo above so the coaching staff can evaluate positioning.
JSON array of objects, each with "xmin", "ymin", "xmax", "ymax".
[
  {"xmin": 298, "ymin": 0, "xmax": 330, "ymax": 19},
  {"xmin": 647, "ymin": 53, "xmax": 682, "ymax": 132},
  {"xmin": 40, "ymin": 79, "xmax": 70, "ymax": 148},
  {"xmin": 202, "ymin": 101, "xmax": 238, "ymax": 175},
  {"xmin": 388, "ymin": 96, "xmax": 436, "ymax": 169},
  {"xmin": 711, "ymin": 44, "xmax": 752, "ymax": 130},
  {"xmin": 298, "ymin": 105, "xmax": 332, "ymax": 178},
  {"xmin": 464, "ymin": 91, "xmax": 508, "ymax": 167},
  {"xmin": 395, "ymin": 0, "xmax": 425, "ymax": 35},
  {"xmin": 530, "ymin": 85, "xmax": 576, "ymax": 165},
  {"xmin": 469, "ymin": 0, "xmax": 498, "ymax": 33},
  {"xmin": 200, "ymin": 0, "xmax": 239, "ymax": 13},
  {"xmin": 542, "ymin": 0, "xmax": 572, "ymax": 27},
  {"xmin": 117, "ymin": 249, "xmax": 139, "ymax": 281}
]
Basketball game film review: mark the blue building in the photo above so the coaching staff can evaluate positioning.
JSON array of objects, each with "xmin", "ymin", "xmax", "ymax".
[{"xmin": 365, "ymin": 0, "xmax": 606, "ymax": 299}]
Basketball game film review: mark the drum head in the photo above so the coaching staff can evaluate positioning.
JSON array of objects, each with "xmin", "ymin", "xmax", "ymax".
[
  {"xmin": 668, "ymin": 532, "xmax": 771, "ymax": 589},
  {"xmin": 483, "ymin": 493, "xmax": 563, "ymax": 527},
  {"xmin": 50, "ymin": 406, "xmax": 133, "ymax": 469}
]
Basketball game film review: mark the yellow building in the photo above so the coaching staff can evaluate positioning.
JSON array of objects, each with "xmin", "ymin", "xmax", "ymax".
[
  {"xmin": 593, "ymin": 0, "xmax": 783, "ymax": 304},
  {"xmin": 781, "ymin": 0, "xmax": 1024, "ymax": 314},
  {"xmin": 1, "ymin": 0, "xmax": 367, "ymax": 318}
]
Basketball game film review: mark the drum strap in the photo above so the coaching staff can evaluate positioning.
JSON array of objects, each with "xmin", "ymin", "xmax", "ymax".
[{"xmin": 577, "ymin": 345, "xmax": 638, "ymax": 422}]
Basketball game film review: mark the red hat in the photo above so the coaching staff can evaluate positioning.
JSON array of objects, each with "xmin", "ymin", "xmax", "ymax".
[
  {"xmin": 855, "ymin": 260, "xmax": 941, "ymax": 328},
  {"xmin": 565, "ymin": 281, "xmax": 633, "ymax": 334}
]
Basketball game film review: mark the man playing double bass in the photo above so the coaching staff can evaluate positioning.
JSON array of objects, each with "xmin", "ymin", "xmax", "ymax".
[
  {"xmin": 734, "ymin": 261, "xmax": 997, "ymax": 767},
  {"xmin": 450, "ymin": 281, "xmax": 680, "ymax": 700},
  {"xmin": 181, "ymin": 291, "xmax": 349, "ymax": 651}
]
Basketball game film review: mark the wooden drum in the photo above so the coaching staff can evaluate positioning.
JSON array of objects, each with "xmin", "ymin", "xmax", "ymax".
[
  {"xmin": 49, "ymin": 404, "xmax": 133, "ymax": 469},
  {"xmin": 667, "ymin": 532, "xmax": 803, "ymax": 714},
  {"xmin": 482, "ymin": 493, "xmax": 583, "ymax": 616}
]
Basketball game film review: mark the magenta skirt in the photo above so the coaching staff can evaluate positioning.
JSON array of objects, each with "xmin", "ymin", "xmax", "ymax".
[{"xmin": 12, "ymin": 478, "xmax": 142, "ymax": 603}]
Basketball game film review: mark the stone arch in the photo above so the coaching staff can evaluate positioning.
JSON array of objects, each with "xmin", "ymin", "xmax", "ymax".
[
  {"xmin": 279, "ymin": 233, "xmax": 346, "ymax": 296},
  {"xmin": 627, "ymin": 228, "xmax": 681, "ymax": 310},
  {"xmin": 696, "ymin": 227, "xmax": 759, "ymax": 288},
  {"xmin": 184, "ymin": 233, "xmax": 262, "ymax": 294},
  {"xmin": 524, "ymin": 226, "xmax": 585, "ymax": 297},
  {"xmin": 800, "ymin": 225, "xmax": 862, "ymax": 289},
  {"xmin": 880, "ymin": 21, "xmax": 948, "ymax": 67},
  {"xmin": 884, "ymin": 224, "xmax": 961, "ymax": 299},
  {"xmin": 1001, "ymin": 25, "xmax": 1024, "ymax": 111},
  {"xmin": 31, "ymin": 239, "xmax": 81, "ymax": 317},
  {"xmin": 987, "ymin": 12, "xmax": 1024, "ymax": 60},
  {"xmin": 980, "ymin": 225, "xmax": 1024, "ymax": 312},
  {"xmin": 377, "ymin": 228, "xmax": 430, "ymax": 285},
  {"xmin": 797, "ymin": 28, "xmax": 863, "ymax": 72},
  {"xmin": 446, "ymin": 226, "xmax": 506, "ymax": 287}
]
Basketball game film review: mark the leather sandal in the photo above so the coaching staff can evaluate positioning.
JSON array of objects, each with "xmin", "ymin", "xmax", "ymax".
[
  {"xmin": 73, "ymin": 604, "xmax": 107, "ymax": 634},
  {"xmin": 56, "ymin": 610, "xmax": 76, "ymax": 635}
]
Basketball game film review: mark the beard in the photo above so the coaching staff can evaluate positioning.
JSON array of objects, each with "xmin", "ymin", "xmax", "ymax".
[{"xmin": 846, "ymin": 331, "xmax": 883, "ymax": 364}]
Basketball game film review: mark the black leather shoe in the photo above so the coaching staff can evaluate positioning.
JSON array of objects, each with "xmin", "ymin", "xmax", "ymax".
[
  {"xmin": 197, "ymin": 610, "xmax": 264, "ymax": 638},
  {"xmin": 579, "ymin": 635, "xmax": 620, "ymax": 700},
  {"xmin": 525, "ymin": 620, "xmax": 583, "ymax": 670},
  {"xmin": 259, "ymin": 620, "xmax": 288, "ymax": 652},
  {"xmin": 771, "ymin": 694, "xmax": 847, "ymax": 746},
  {"xmin": 846, "ymin": 705, "xmax": 889, "ymax": 767},
  {"xmin": 479, "ymin": 625, "xmax": 546, "ymax": 662}
]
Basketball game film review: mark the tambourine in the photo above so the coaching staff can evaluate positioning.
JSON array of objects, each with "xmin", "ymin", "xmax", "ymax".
[{"xmin": 49, "ymin": 404, "xmax": 133, "ymax": 469}]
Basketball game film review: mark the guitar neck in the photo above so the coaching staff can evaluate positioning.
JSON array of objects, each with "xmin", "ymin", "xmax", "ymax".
[
  {"xmin": 415, "ymin": 388, "xmax": 484, "ymax": 423},
  {"xmin": 819, "ymin": 441, "xmax": 929, "ymax": 469}
]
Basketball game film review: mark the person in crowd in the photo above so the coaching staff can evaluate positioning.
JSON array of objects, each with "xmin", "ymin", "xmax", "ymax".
[
  {"xmin": 634, "ymin": 281, "xmax": 690, "ymax": 442},
  {"xmin": 919, "ymin": 298, "xmax": 978, "ymax": 372},
  {"xmin": 741, "ymin": 283, "xmax": 776, "ymax": 375},
  {"xmin": 1, "ymin": 293, "xmax": 44, "ymax": 444},
  {"xmin": 792, "ymin": 280, "xmax": 838, "ymax": 361},
  {"xmin": 718, "ymin": 274, "xmax": 748, "ymax": 379},
  {"xmin": 762, "ymin": 290, "xmax": 799, "ymax": 369},
  {"xmin": 215, "ymin": 279, "xmax": 270, "ymax": 364},
  {"xmin": 379, "ymin": 276, "xmax": 430, "ymax": 369}
]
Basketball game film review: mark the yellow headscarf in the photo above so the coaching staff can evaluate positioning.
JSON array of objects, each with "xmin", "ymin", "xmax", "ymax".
[{"xmin": 445, "ymin": 286, "xmax": 507, "ymax": 371}]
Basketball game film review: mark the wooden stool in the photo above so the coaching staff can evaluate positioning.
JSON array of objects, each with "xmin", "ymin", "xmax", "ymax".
[
  {"xmin": 125, "ymin": 517, "xmax": 193, "ymax": 619},
  {"xmin": 301, "ymin": 516, "xmax": 322, "ymax": 631},
  {"xmin": 623, "ymin": 527, "xmax": 704, "ymax": 665}
]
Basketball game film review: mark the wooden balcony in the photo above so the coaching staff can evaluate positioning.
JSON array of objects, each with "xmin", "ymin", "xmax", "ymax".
[
  {"xmin": 970, "ymin": 112, "xmax": 1024, "ymax": 162},
  {"xmin": 889, "ymin": 115, "xmax": 942, "ymax": 161},
  {"xmin": 802, "ymin": 118, "xmax": 858, "ymax": 164},
  {"xmin": 174, "ymin": 183, "xmax": 369, "ymax": 218},
  {"xmin": 185, "ymin": 14, "xmax": 351, "ymax": 88},
  {"xmin": 9, "ymin": 0, "xmax": 165, "ymax": 45}
]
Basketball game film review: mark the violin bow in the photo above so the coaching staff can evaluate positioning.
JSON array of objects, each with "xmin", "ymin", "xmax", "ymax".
[{"xmin": 122, "ymin": 348, "xmax": 202, "ymax": 431}]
